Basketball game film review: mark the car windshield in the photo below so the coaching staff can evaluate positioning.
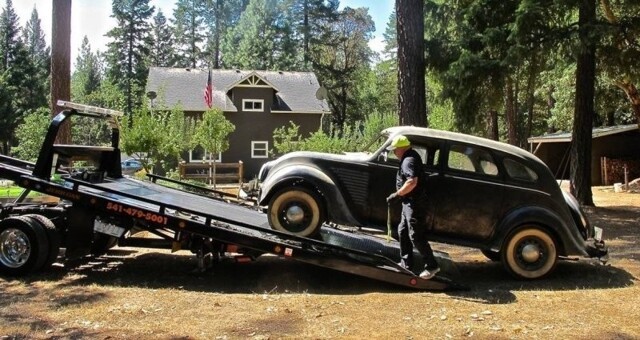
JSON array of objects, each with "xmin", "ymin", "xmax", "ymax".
[{"xmin": 361, "ymin": 133, "xmax": 389, "ymax": 153}]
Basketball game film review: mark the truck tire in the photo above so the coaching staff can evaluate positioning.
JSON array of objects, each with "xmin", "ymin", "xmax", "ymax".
[
  {"xmin": 501, "ymin": 226, "xmax": 558, "ymax": 279},
  {"xmin": 24, "ymin": 214, "xmax": 61, "ymax": 270},
  {"xmin": 268, "ymin": 187, "xmax": 324, "ymax": 238},
  {"xmin": 0, "ymin": 216, "xmax": 49, "ymax": 276}
]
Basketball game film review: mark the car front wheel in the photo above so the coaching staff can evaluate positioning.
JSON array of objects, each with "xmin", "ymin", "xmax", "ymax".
[
  {"xmin": 268, "ymin": 187, "xmax": 324, "ymax": 238},
  {"xmin": 501, "ymin": 226, "xmax": 558, "ymax": 279}
]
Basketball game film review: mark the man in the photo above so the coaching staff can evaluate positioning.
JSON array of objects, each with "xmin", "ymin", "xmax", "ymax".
[{"xmin": 386, "ymin": 135, "xmax": 440, "ymax": 279}]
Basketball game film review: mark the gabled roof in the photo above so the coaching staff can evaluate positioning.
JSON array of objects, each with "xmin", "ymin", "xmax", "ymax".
[
  {"xmin": 527, "ymin": 124, "xmax": 639, "ymax": 144},
  {"xmin": 146, "ymin": 67, "xmax": 330, "ymax": 113},
  {"xmin": 226, "ymin": 71, "xmax": 279, "ymax": 92}
]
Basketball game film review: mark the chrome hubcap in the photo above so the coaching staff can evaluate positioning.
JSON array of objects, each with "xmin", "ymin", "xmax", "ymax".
[
  {"xmin": 0, "ymin": 229, "xmax": 31, "ymax": 268},
  {"xmin": 285, "ymin": 205, "xmax": 305, "ymax": 224},
  {"xmin": 521, "ymin": 244, "xmax": 541, "ymax": 263}
]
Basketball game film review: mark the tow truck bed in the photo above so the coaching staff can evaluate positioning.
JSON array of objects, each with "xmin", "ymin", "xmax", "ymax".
[{"xmin": 62, "ymin": 175, "xmax": 460, "ymax": 290}]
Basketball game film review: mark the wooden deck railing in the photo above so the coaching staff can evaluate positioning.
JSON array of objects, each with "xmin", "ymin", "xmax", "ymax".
[{"xmin": 178, "ymin": 161, "xmax": 243, "ymax": 186}]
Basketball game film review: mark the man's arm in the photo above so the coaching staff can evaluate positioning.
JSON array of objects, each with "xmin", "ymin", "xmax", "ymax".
[{"xmin": 396, "ymin": 177, "xmax": 418, "ymax": 196}]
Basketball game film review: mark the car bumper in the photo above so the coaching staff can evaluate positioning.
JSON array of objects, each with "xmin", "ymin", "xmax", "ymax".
[{"xmin": 585, "ymin": 237, "xmax": 608, "ymax": 262}]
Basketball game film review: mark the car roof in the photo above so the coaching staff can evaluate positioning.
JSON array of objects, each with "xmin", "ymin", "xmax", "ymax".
[{"xmin": 382, "ymin": 126, "xmax": 540, "ymax": 162}]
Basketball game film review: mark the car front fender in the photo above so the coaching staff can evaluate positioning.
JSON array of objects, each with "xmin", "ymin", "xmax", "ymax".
[
  {"xmin": 490, "ymin": 206, "xmax": 589, "ymax": 257},
  {"xmin": 258, "ymin": 165, "xmax": 360, "ymax": 226}
]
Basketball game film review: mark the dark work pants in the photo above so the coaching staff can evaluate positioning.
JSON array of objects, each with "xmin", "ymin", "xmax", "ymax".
[{"xmin": 398, "ymin": 201, "xmax": 439, "ymax": 271}]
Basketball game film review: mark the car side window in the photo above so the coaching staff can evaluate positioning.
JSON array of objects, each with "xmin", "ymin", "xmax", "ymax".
[
  {"xmin": 504, "ymin": 158, "xmax": 538, "ymax": 182},
  {"xmin": 385, "ymin": 145, "xmax": 432, "ymax": 166},
  {"xmin": 447, "ymin": 144, "xmax": 499, "ymax": 176}
]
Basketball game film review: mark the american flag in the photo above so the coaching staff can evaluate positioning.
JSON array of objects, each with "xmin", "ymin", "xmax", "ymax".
[{"xmin": 204, "ymin": 69, "xmax": 213, "ymax": 108}]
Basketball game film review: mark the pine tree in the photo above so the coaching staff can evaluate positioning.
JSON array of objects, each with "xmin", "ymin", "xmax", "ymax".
[
  {"xmin": 310, "ymin": 6, "xmax": 374, "ymax": 130},
  {"xmin": 222, "ymin": 0, "xmax": 279, "ymax": 70},
  {"xmin": 273, "ymin": 0, "xmax": 302, "ymax": 70},
  {"xmin": 286, "ymin": 0, "xmax": 339, "ymax": 70},
  {"xmin": 149, "ymin": 9, "xmax": 175, "ymax": 67},
  {"xmin": 171, "ymin": 0, "xmax": 207, "ymax": 68},
  {"xmin": 0, "ymin": 0, "xmax": 19, "ymax": 71},
  {"xmin": 105, "ymin": 0, "xmax": 154, "ymax": 115},
  {"xmin": 22, "ymin": 7, "xmax": 49, "ymax": 110},
  {"xmin": 202, "ymin": 0, "xmax": 249, "ymax": 69},
  {"xmin": 222, "ymin": 0, "xmax": 323, "ymax": 70},
  {"xmin": 381, "ymin": 11, "xmax": 397, "ymax": 60},
  {"xmin": 72, "ymin": 36, "xmax": 102, "ymax": 99},
  {"xmin": 0, "ymin": 0, "xmax": 36, "ymax": 154}
]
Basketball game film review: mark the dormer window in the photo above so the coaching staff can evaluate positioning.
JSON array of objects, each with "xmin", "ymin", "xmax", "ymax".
[{"xmin": 243, "ymin": 99, "xmax": 264, "ymax": 112}]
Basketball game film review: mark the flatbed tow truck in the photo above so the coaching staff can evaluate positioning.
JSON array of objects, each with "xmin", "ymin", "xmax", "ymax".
[{"xmin": 0, "ymin": 102, "xmax": 460, "ymax": 290}]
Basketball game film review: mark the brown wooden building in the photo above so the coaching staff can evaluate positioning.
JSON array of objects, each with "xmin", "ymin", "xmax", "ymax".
[
  {"xmin": 146, "ymin": 68, "xmax": 330, "ymax": 180},
  {"xmin": 527, "ymin": 124, "xmax": 640, "ymax": 185}
]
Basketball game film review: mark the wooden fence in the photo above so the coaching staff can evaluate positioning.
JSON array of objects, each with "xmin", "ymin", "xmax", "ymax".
[{"xmin": 178, "ymin": 161, "xmax": 243, "ymax": 186}]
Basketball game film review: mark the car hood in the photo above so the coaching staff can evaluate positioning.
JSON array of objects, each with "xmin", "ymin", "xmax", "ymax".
[
  {"xmin": 259, "ymin": 151, "xmax": 371, "ymax": 182},
  {"xmin": 271, "ymin": 151, "xmax": 371, "ymax": 167}
]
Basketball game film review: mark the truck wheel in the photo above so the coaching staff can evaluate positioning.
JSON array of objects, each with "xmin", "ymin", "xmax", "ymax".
[
  {"xmin": 24, "ymin": 215, "xmax": 61, "ymax": 270},
  {"xmin": 268, "ymin": 187, "xmax": 324, "ymax": 237},
  {"xmin": 501, "ymin": 226, "xmax": 557, "ymax": 279},
  {"xmin": 0, "ymin": 216, "xmax": 49, "ymax": 276}
]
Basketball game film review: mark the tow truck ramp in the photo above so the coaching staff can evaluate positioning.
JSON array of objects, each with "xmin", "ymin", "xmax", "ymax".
[{"xmin": 0, "ymin": 102, "xmax": 462, "ymax": 291}]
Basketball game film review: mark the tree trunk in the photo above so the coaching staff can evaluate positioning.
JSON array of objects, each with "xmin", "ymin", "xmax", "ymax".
[
  {"xmin": 570, "ymin": 0, "xmax": 596, "ymax": 206},
  {"xmin": 213, "ymin": 0, "xmax": 222, "ymax": 69},
  {"xmin": 396, "ymin": 0, "xmax": 426, "ymax": 127},
  {"xmin": 486, "ymin": 110, "xmax": 499, "ymax": 140},
  {"xmin": 303, "ymin": 0, "xmax": 310, "ymax": 69},
  {"xmin": 525, "ymin": 55, "xmax": 539, "ymax": 142},
  {"xmin": 505, "ymin": 77, "xmax": 517, "ymax": 145},
  {"xmin": 546, "ymin": 85, "xmax": 556, "ymax": 133},
  {"xmin": 51, "ymin": 0, "xmax": 72, "ymax": 144}
]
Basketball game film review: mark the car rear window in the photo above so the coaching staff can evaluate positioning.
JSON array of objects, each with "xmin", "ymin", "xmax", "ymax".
[
  {"xmin": 447, "ymin": 144, "xmax": 498, "ymax": 176},
  {"xmin": 504, "ymin": 158, "xmax": 538, "ymax": 182}
]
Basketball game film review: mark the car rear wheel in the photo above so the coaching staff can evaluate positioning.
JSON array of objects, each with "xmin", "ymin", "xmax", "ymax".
[
  {"xmin": 268, "ymin": 187, "xmax": 324, "ymax": 238},
  {"xmin": 501, "ymin": 226, "xmax": 558, "ymax": 279}
]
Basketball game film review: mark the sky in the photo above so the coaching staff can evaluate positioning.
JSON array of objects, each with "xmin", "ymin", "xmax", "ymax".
[{"xmin": 10, "ymin": 0, "xmax": 394, "ymax": 69}]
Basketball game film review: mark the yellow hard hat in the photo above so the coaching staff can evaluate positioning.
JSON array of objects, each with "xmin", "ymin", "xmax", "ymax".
[{"xmin": 386, "ymin": 135, "xmax": 411, "ymax": 150}]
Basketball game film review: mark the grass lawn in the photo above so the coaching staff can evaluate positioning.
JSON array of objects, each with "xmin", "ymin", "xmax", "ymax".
[{"xmin": 0, "ymin": 185, "xmax": 42, "ymax": 198}]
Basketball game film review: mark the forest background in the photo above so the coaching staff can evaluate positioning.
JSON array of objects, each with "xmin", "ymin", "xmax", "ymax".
[{"xmin": 1, "ymin": 0, "xmax": 639, "ymax": 204}]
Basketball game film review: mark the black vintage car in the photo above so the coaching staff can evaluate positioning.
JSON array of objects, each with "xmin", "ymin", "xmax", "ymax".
[{"xmin": 257, "ymin": 126, "xmax": 607, "ymax": 279}]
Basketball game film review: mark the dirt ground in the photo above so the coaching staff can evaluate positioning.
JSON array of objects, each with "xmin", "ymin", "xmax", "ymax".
[{"xmin": 1, "ymin": 187, "xmax": 639, "ymax": 339}]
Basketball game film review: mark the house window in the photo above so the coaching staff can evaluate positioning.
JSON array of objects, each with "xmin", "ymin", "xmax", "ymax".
[
  {"xmin": 243, "ymin": 99, "xmax": 264, "ymax": 112},
  {"xmin": 252, "ymin": 141, "xmax": 269, "ymax": 158},
  {"xmin": 189, "ymin": 146, "xmax": 221, "ymax": 163}
]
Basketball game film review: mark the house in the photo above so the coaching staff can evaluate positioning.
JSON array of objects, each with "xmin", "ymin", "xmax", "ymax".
[
  {"xmin": 527, "ymin": 124, "xmax": 640, "ymax": 185},
  {"xmin": 146, "ymin": 67, "xmax": 330, "ymax": 180}
]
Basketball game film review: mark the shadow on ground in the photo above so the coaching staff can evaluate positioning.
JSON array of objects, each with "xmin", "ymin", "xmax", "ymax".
[{"xmin": 7, "ymin": 244, "xmax": 633, "ymax": 306}]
